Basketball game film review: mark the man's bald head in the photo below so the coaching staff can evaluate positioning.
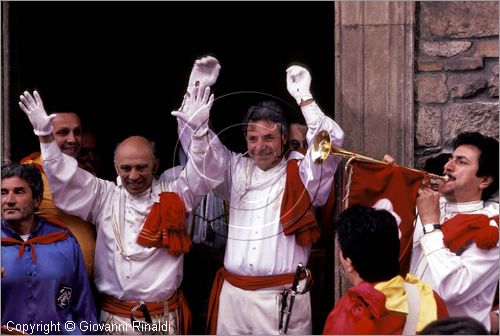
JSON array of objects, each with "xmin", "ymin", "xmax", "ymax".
[{"xmin": 114, "ymin": 136, "xmax": 159, "ymax": 196}]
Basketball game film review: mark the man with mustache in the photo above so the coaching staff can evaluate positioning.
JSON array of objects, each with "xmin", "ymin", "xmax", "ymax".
[{"xmin": 410, "ymin": 131, "xmax": 499, "ymax": 332}]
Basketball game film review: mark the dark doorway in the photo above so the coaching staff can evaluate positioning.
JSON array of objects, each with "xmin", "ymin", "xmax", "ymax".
[
  {"xmin": 5, "ymin": 2, "xmax": 335, "ymax": 175},
  {"xmin": 4, "ymin": 2, "xmax": 335, "ymax": 333}
]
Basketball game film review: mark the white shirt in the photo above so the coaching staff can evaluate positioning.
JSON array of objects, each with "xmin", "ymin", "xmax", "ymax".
[
  {"xmin": 200, "ymin": 102, "xmax": 345, "ymax": 276},
  {"xmin": 160, "ymin": 165, "xmax": 227, "ymax": 248},
  {"xmin": 410, "ymin": 198, "xmax": 499, "ymax": 330},
  {"xmin": 41, "ymin": 131, "xmax": 224, "ymax": 302}
]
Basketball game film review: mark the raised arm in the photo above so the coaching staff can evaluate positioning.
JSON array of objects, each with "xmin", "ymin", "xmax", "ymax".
[
  {"xmin": 286, "ymin": 65, "xmax": 345, "ymax": 206},
  {"xmin": 170, "ymin": 86, "xmax": 228, "ymax": 211},
  {"xmin": 19, "ymin": 90, "xmax": 112, "ymax": 222},
  {"xmin": 174, "ymin": 55, "xmax": 221, "ymax": 155}
]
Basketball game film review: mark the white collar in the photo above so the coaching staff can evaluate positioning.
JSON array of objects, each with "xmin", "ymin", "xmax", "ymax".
[
  {"xmin": 120, "ymin": 178, "xmax": 161, "ymax": 203},
  {"xmin": 442, "ymin": 199, "xmax": 484, "ymax": 215},
  {"xmin": 234, "ymin": 157, "xmax": 287, "ymax": 199}
]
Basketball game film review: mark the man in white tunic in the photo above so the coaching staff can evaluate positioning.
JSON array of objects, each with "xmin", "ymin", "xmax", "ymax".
[
  {"xmin": 179, "ymin": 61, "xmax": 345, "ymax": 334},
  {"xmin": 18, "ymin": 80, "xmax": 224, "ymax": 334},
  {"xmin": 410, "ymin": 131, "xmax": 499, "ymax": 332}
]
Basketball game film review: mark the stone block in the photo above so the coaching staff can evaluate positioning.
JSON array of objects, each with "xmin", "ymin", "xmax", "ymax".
[
  {"xmin": 416, "ymin": 75, "xmax": 449, "ymax": 103},
  {"xmin": 443, "ymin": 57, "xmax": 483, "ymax": 71},
  {"xmin": 421, "ymin": 41, "xmax": 471, "ymax": 57},
  {"xmin": 447, "ymin": 73, "xmax": 488, "ymax": 98},
  {"xmin": 418, "ymin": 59, "xmax": 444, "ymax": 72},
  {"xmin": 473, "ymin": 40, "xmax": 499, "ymax": 58},
  {"xmin": 488, "ymin": 84, "xmax": 499, "ymax": 98},
  {"xmin": 489, "ymin": 64, "xmax": 499, "ymax": 97},
  {"xmin": 443, "ymin": 103, "xmax": 499, "ymax": 141},
  {"xmin": 415, "ymin": 148, "xmax": 446, "ymax": 170},
  {"xmin": 452, "ymin": 80, "xmax": 487, "ymax": 98},
  {"xmin": 420, "ymin": 2, "xmax": 499, "ymax": 39},
  {"xmin": 416, "ymin": 105, "xmax": 441, "ymax": 147},
  {"xmin": 493, "ymin": 64, "xmax": 499, "ymax": 76}
]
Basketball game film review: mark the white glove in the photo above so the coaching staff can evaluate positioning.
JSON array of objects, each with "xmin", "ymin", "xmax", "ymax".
[
  {"xmin": 19, "ymin": 90, "xmax": 57, "ymax": 136},
  {"xmin": 286, "ymin": 65, "xmax": 313, "ymax": 105},
  {"xmin": 172, "ymin": 86, "xmax": 214, "ymax": 131},
  {"xmin": 187, "ymin": 56, "xmax": 221, "ymax": 97}
]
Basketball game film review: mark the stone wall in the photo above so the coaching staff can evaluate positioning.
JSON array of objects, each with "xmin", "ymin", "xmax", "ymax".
[{"xmin": 415, "ymin": 1, "xmax": 499, "ymax": 167}]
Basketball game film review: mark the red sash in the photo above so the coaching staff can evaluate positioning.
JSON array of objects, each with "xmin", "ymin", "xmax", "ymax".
[
  {"xmin": 442, "ymin": 214, "xmax": 499, "ymax": 253},
  {"xmin": 206, "ymin": 267, "xmax": 297, "ymax": 334},
  {"xmin": 281, "ymin": 158, "xmax": 320, "ymax": 246},
  {"xmin": 101, "ymin": 290, "xmax": 191, "ymax": 335},
  {"xmin": 1, "ymin": 230, "xmax": 69, "ymax": 262},
  {"xmin": 137, "ymin": 192, "xmax": 192, "ymax": 256}
]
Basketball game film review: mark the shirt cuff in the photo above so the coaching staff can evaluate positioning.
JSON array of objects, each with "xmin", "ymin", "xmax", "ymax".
[
  {"xmin": 420, "ymin": 230, "xmax": 446, "ymax": 256},
  {"xmin": 301, "ymin": 101, "xmax": 324, "ymax": 125},
  {"xmin": 190, "ymin": 128, "xmax": 210, "ymax": 154},
  {"xmin": 40, "ymin": 141, "xmax": 61, "ymax": 161}
]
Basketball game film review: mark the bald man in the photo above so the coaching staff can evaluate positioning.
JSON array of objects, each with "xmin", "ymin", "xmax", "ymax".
[{"xmin": 19, "ymin": 87, "xmax": 223, "ymax": 334}]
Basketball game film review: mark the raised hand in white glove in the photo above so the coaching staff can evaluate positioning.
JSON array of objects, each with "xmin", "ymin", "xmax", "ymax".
[
  {"xmin": 172, "ymin": 86, "xmax": 214, "ymax": 131},
  {"xmin": 186, "ymin": 56, "xmax": 221, "ymax": 98},
  {"xmin": 19, "ymin": 90, "xmax": 57, "ymax": 136},
  {"xmin": 286, "ymin": 65, "xmax": 313, "ymax": 105}
]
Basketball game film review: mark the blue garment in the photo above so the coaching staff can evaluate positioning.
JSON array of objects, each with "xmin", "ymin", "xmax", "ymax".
[{"xmin": 1, "ymin": 218, "xmax": 97, "ymax": 335}]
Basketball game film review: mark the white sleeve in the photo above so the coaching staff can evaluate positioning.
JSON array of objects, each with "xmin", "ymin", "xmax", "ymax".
[
  {"xmin": 41, "ymin": 141, "xmax": 115, "ymax": 224},
  {"xmin": 177, "ymin": 117, "xmax": 193, "ymax": 156},
  {"xmin": 421, "ymin": 230, "xmax": 500, "ymax": 304},
  {"xmin": 171, "ymin": 128, "xmax": 231, "ymax": 212},
  {"xmin": 298, "ymin": 102, "xmax": 345, "ymax": 206}
]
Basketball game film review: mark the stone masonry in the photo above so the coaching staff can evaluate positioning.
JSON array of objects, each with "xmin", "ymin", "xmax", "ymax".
[{"xmin": 415, "ymin": 1, "xmax": 499, "ymax": 168}]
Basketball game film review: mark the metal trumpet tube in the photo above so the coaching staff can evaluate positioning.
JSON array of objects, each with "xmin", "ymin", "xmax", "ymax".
[{"xmin": 311, "ymin": 131, "xmax": 449, "ymax": 182}]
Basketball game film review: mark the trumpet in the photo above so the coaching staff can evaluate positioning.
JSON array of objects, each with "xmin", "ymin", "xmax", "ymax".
[{"xmin": 311, "ymin": 130, "xmax": 449, "ymax": 182}]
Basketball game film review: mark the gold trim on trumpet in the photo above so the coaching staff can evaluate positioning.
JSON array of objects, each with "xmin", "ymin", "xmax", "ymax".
[{"xmin": 311, "ymin": 130, "xmax": 449, "ymax": 182}]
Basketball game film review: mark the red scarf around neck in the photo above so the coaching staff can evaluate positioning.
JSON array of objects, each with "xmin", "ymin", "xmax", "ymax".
[
  {"xmin": 442, "ymin": 213, "xmax": 499, "ymax": 253},
  {"xmin": 137, "ymin": 192, "xmax": 192, "ymax": 256},
  {"xmin": 2, "ymin": 230, "xmax": 69, "ymax": 262}
]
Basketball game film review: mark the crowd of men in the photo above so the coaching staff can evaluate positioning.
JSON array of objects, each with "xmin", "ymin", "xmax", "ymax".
[{"xmin": 2, "ymin": 55, "xmax": 498, "ymax": 335}]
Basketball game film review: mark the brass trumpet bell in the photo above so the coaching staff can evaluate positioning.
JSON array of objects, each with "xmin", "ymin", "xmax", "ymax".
[{"xmin": 311, "ymin": 130, "xmax": 449, "ymax": 182}]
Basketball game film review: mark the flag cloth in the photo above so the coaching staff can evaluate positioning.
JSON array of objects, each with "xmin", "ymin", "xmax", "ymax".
[{"xmin": 344, "ymin": 160, "xmax": 426, "ymax": 275}]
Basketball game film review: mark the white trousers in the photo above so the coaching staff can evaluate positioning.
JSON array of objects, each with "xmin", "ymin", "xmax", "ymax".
[{"xmin": 217, "ymin": 279, "xmax": 312, "ymax": 335}]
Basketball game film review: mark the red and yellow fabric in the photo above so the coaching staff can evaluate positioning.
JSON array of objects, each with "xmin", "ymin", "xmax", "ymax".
[{"xmin": 322, "ymin": 274, "xmax": 448, "ymax": 335}]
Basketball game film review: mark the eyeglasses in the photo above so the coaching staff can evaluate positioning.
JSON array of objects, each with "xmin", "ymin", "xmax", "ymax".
[{"xmin": 289, "ymin": 140, "xmax": 308, "ymax": 151}]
